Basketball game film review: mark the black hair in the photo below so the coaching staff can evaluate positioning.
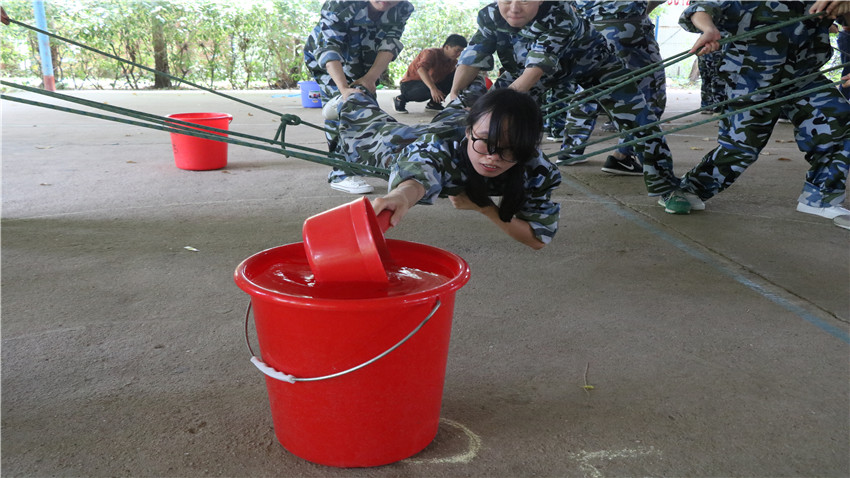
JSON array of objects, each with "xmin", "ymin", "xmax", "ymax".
[
  {"xmin": 443, "ymin": 33, "xmax": 468, "ymax": 49},
  {"xmin": 462, "ymin": 88, "xmax": 543, "ymax": 222}
]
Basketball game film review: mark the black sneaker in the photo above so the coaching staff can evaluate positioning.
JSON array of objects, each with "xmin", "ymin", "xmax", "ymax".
[
  {"xmin": 393, "ymin": 96, "xmax": 408, "ymax": 114},
  {"xmin": 425, "ymin": 101, "xmax": 444, "ymax": 111},
  {"xmin": 601, "ymin": 155, "xmax": 642, "ymax": 176}
]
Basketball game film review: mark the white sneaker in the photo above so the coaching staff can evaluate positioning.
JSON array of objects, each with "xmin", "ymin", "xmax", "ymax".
[
  {"xmin": 833, "ymin": 215, "xmax": 850, "ymax": 230},
  {"xmin": 683, "ymin": 193, "xmax": 705, "ymax": 211},
  {"xmin": 330, "ymin": 176, "xmax": 374, "ymax": 194},
  {"xmin": 322, "ymin": 94, "xmax": 342, "ymax": 120},
  {"xmin": 796, "ymin": 202, "xmax": 850, "ymax": 219}
]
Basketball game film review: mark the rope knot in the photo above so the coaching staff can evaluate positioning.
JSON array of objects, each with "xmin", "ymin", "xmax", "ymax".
[{"xmin": 280, "ymin": 114, "xmax": 301, "ymax": 126}]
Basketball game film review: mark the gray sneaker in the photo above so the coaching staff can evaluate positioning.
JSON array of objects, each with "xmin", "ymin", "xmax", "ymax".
[{"xmin": 833, "ymin": 215, "xmax": 850, "ymax": 230}]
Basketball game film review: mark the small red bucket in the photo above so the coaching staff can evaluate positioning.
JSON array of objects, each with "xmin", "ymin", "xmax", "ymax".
[
  {"xmin": 303, "ymin": 197, "xmax": 393, "ymax": 284},
  {"xmin": 166, "ymin": 112, "xmax": 232, "ymax": 170},
  {"xmin": 234, "ymin": 240, "xmax": 470, "ymax": 467}
]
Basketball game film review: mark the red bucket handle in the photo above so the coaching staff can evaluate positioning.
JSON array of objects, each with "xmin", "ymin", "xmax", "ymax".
[{"xmin": 244, "ymin": 298, "xmax": 441, "ymax": 384}]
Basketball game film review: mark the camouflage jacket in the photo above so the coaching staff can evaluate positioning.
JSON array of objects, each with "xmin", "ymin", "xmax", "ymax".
[
  {"xmin": 573, "ymin": 1, "xmax": 649, "ymax": 21},
  {"xmin": 680, "ymin": 1, "xmax": 834, "ymax": 77},
  {"xmin": 389, "ymin": 123, "xmax": 562, "ymax": 244},
  {"xmin": 457, "ymin": 1, "xmax": 601, "ymax": 86},
  {"xmin": 304, "ymin": 1, "xmax": 414, "ymax": 79}
]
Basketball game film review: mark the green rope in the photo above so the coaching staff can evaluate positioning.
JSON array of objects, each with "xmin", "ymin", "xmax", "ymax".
[
  {"xmin": 1, "ymin": 80, "xmax": 345, "ymax": 161},
  {"xmin": 545, "ymin": 79, "xmax": 844, "ymax": 164},
  {"xmin": 2, "ymin": 13, "xmax": 335, "ymax": 138},
  {"xmin": 1, "ymin": 93, "xmax": 389, "ymax": 178},
  {"xmin": 541, "ymin": 10, "xmax": 828, "ymax": 121},
  {"xmin": 545, "ymin": 61, "xmax": 850, "ymax": 162},
  {"xmin": 541, "ymin": 48, "xmax": 691, "ymax": 119}
]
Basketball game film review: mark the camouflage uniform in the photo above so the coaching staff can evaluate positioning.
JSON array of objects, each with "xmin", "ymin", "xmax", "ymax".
[
  {"xmin": 698, "ymin": 50, "xmax": 725, "ymax": 111},
  {"xmin": 303, "ymin": 0, "xmax": 414, "ymax": 181},
  {"xmin": 559, "ymin": 1, "xmax": 667, "ymax": 162},
  {"xmin": 459, "ymin": 1, "xmax": 679, "ymax": 196},
  {"xmin": 336, "ymin": 92, "xmax": 562, "ymax": 244},
  {"xmin": 679, "ymin": 1, "xmax": 850, "ymax": 208}
]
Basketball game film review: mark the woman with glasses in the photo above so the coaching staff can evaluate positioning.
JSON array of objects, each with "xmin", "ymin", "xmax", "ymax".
[{"xmin": 329, "ymin": 87, "xmax": 562, "ymax": 249}]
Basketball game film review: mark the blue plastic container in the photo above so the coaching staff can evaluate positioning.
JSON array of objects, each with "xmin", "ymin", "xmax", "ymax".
[{"xmin": 298, "ymin": 80, "xmax": 322, "ymax": 108}]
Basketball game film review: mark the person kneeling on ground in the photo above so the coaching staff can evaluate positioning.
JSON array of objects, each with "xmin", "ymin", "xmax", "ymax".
[
  {"xmin": 393, "ymin": 34, "xmax": 468, "ymax": 114},
  {"xmin": 328, "ymin": 87, "xmax": 561, "ymax": 249}
]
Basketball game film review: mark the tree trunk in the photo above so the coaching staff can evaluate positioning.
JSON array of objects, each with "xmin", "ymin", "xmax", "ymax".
[{"xmin": 152, "ymin": 12, "xmax": 171, "ymax": 88}]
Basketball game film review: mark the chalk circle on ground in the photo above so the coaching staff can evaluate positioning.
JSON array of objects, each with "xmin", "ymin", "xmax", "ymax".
[{"xmin": 402, "ymin": 418, "xmax": 482, "ymax": 465}]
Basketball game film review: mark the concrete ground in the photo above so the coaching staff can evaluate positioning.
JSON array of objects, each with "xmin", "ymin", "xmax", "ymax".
[{"xmin": 2, "ymin": 87, "xmax": 848, "ymax": 477}]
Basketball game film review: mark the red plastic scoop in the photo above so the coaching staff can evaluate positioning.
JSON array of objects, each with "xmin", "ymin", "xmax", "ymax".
[{"xmin": 303, "ymin": 197, "xmax": 393, "ymax": 283}]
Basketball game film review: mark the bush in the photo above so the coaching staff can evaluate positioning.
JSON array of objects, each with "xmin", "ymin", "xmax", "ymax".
[{"xmin": 0, "ymin": 0, "xmax": 483, "ymax": 90}]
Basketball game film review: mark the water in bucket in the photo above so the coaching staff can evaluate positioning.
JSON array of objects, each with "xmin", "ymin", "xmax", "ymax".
[{"xmin": 235, "ymin": 199, "xmax": 470, "ymax": 467}]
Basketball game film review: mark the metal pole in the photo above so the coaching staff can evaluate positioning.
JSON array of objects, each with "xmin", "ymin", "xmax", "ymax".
[{"xmin": 32, "ymin": 0, "xmax": 55, "ymax": 91}]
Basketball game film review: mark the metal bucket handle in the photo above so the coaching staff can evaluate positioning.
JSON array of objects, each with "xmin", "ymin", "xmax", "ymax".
[{"xmin": 245, "ymin": 298, "xmax": 442, "ymax": 384}]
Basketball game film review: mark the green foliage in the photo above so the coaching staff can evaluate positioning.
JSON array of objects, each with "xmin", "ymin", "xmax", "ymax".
[
  {"xmin": 387, "ymin": 1, "xmax": 482, "ymax": 84},
  {"xmin": 0, "ymin": 0, "xmax": 480, "ymax": 90}
]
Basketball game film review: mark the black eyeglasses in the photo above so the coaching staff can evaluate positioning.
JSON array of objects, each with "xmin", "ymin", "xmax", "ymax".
[{"xmin": 468, "ymin": 132, "xmax": 517, "ymax": 163}]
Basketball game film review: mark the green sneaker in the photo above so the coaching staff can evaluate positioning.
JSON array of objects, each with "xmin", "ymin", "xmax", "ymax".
[{"xmin": 657, "ymin": 192, "xmax": 692, "ymax": 215}]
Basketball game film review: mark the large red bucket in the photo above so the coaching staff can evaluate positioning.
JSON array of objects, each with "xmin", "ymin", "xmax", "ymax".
[
  {"xmin": 166, "ymin": 112, "xmax": 231, "ymax": 170},
  {"xmin": 234, "ymin": 240, "xmax": 470, "ymax": 467}
]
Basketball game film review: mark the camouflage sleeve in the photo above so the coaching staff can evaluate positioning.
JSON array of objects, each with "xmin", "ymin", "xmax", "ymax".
[
  {"xmin": 679, "ymin": 1, "xmax": 725, "ymax": 33},
  {"xmin": 517, "ymin": 156, "xmax": 561, "ymax": 244},
  {"xmin": 313, "ymin": 1, "xmax": 353, "ymax": 69},
  {"xmin": 389, "ymin": 135, "xmax": 459, "ymax": 204},
  {"xmin": 523, "ymin": 3, "xmax": 585, "ymax": 75},
  {"xmin": 457, "ymin": 5, "xmax": 498, "ymax": 71},
  {"xmin": 376, "ymin": 1, "xmax": 414, "ymax": 59},
  {"xmin": 575, "ymin": 1, "xmax": 649, "ymax": 20}
]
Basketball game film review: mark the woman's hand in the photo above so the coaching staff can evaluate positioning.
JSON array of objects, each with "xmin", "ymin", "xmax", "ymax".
[
  {"xmin": 449, "ymin": 192, "xmax": 489, "ymax": 212},
  {"xmin": 372, "ymin": 180, "xmax": 426, "ymax": 227},
  {"xmin": 450, "ymin": 193, "xmax": 545, "ymax": 249}
]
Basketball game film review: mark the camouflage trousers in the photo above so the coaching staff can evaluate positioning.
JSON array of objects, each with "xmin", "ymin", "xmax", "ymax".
[
  {"xmin": 681, "ymin": 16, "xmax": 850, "ymax": 207},
  {"xmin": 495, "ymin": 28, "xmax": 676, "ymax": 196},
  {"xmin": 558, "ymin": 18, "xmax": 667, "ymax": 161},
  {"xmin": 308, "ymin": 72, "xmax": 380, "ymax": 182},
  {"xmin": 680, "ymin": 76, "xmax": 850, "ymax": 207},
  {"xmin": 543, "ymin": 88, "xmax": 569, "ymax": 139},
  {"xmin": 334, "ymin": 91, "xmax": 469, "ymax": 177},
  {"xmin": 493, "ymin": 67, "xmax": 680, "ymax": 196},
  {"xmin": 698, "ymin": 50, "xmax": 725, "ymax": 111}
]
